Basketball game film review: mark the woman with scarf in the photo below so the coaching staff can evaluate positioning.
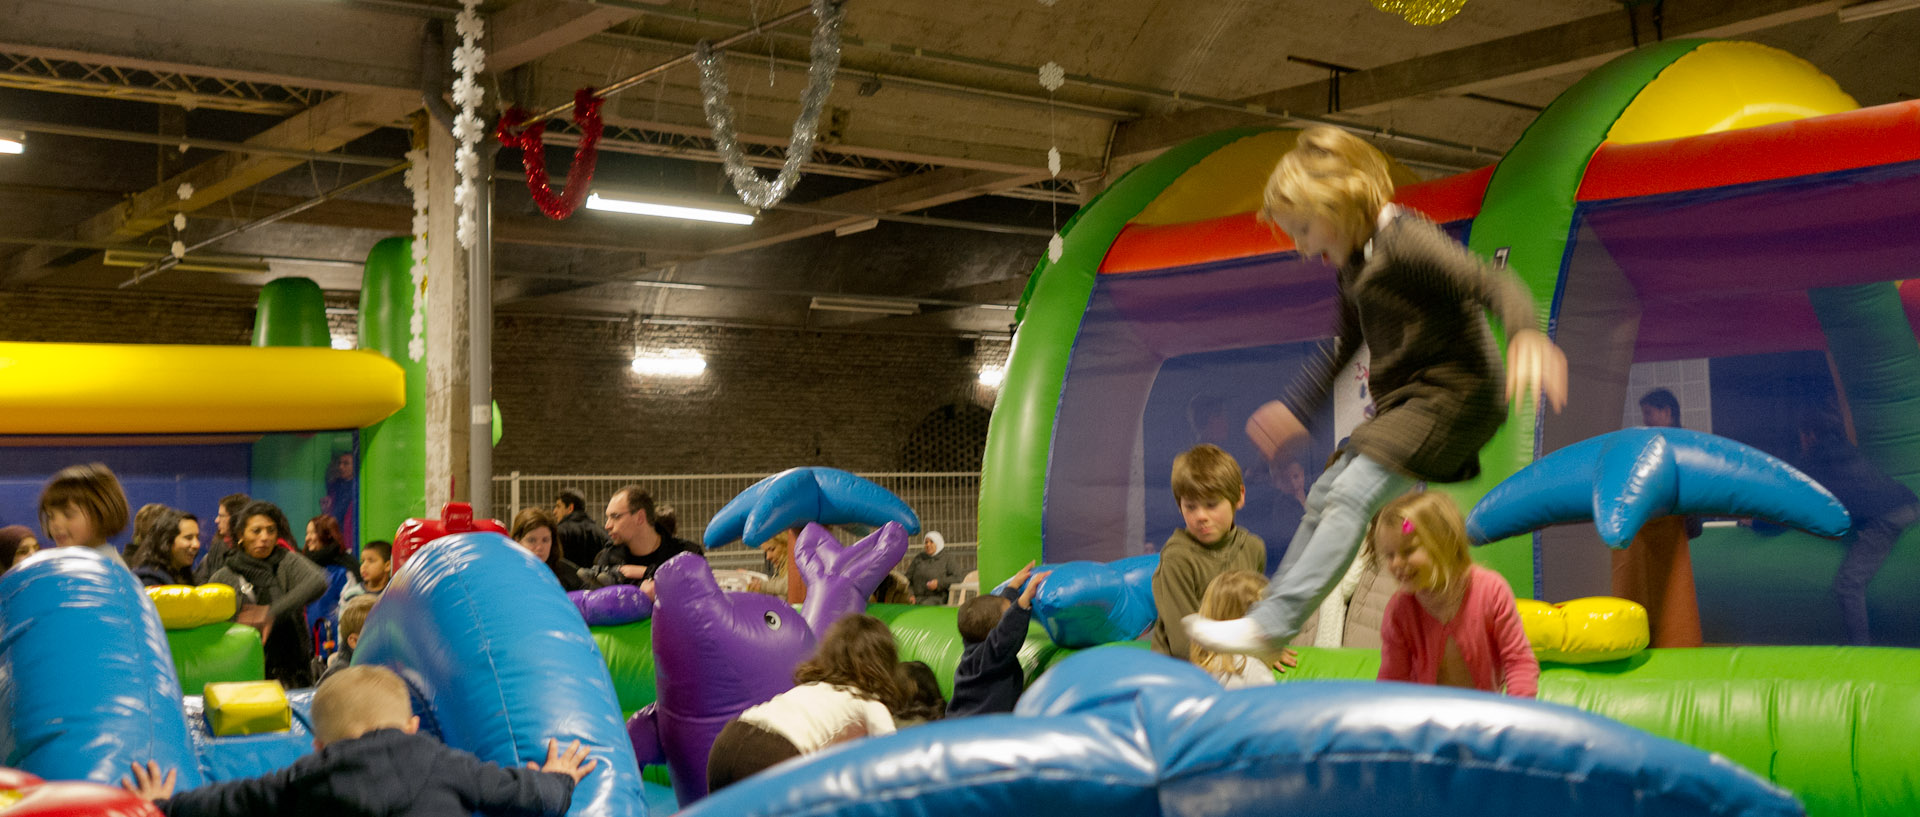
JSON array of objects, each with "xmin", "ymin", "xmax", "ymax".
[
  {"xmin": 208, "ymin": 500, "xmax": 327, "ymax": 687},
  {"xmin": 903, "ymin": 531, "xmax": 963, "ymax": 606}
]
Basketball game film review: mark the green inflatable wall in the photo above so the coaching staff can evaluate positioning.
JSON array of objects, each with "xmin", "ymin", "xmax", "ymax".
[{"xmin": 249, "ymin": 277, "xmax": 349, "ymax": 532}]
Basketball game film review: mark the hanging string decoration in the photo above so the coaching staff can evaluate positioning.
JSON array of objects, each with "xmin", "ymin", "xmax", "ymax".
[
  {"xmin": 404, "ymin": 147, "xmax": 430, "ymax": 362},
  {"xmin": 495, "ymin": 88, "xmax": 605, "ymax": 220},
  {"xmin": 692, "ymin": 0, "xmax": 844, "ymax": 209},
  {"xmin": 451, "ymin": 0, "xmax": 487, "ymax": 248},
  {"xmin": 1039, "ymin": 58, "xmax": 1066, "ymax": 264},
  {"xmin": 1372, "ymin": 0, "xmax": 1468, "ymax": 26}
]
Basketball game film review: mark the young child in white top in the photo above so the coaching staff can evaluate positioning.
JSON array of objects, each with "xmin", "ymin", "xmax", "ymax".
[
  {"xmin": 706, "ymin": 614, "xmax": 902, "ymax": 794},
  {"xmin": 1192, "ymin": 570, "xmax": 1279, "ymax": 689}
]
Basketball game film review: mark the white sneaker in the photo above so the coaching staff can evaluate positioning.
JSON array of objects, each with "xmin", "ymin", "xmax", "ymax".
[{"xmin": 1184, "ymin": 614, "xmax": 1284, "ymax": 662}]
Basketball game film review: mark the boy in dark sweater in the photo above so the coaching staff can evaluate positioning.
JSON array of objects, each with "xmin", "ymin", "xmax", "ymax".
[
  {"xmin": 121, "ymin": 665, "xmax": 597, "ymax": 817},
  {"xmin": 946, "ymin": 561, "xmax": 1049, "ymax": 717},
  {"xmin": 1151, "ymin": 445, "xmax": 1267, "ymax": 659}
]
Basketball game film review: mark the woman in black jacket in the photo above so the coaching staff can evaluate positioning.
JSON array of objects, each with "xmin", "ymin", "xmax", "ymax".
[
  {"xmin": 511, "ymin": 507, "xmax": 585, "ymax": 592},
  {"xmin": 128, "ymin": 508, "xmax": 202, "ymax": 587},
  {"xmin": 208, "ymin": 500, "xmax": 327, "ymax": 687}
]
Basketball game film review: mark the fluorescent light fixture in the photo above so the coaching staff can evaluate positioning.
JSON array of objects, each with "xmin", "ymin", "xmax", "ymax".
[
  {"xmin": 631, "ymin": 349, "xmax": 707, "ymax": 377},
  {"xmin": 586, "ymin": 192, "xmax": 755, "ymax": 225},
  {"xmin": 809, "ymin": 296, "xmax": 920, "ymax": 316},
  {"xmin": 833, "ymin": 218, "xmax": 880, "ymax": 237},
  {"xmin": 1838, "ymin": 0, "xmax": 1920, "ymax": 20},
  {"xmin": 975, "ymin": 303, "xmax": 1019, "ymax": 311},
  {"xmin": 0, "ymin": 130, "xmax": 22, "ymax": 155},
  {"xmin": 330, "ymin": 335, "xmax": 356, "ymax": 350},
  {"xmin": 100, "ymin": 248, "xmax": 270, "ymax": 274},
  {"xmin": 978, "ymin": 365, "xmax": 1006, "ymax": 388}
]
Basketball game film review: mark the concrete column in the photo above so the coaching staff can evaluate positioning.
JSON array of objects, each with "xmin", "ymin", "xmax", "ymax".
[{"xmin": 423, "ymin": 121, "xmax": 471, "ymax": 509}]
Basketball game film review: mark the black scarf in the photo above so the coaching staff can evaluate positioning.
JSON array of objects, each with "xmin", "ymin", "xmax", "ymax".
[{"xmin": 225, "ymin": 546, "xmax": 285, "ymax": 606}]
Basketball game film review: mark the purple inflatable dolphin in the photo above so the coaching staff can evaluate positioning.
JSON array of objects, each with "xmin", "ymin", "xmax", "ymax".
[{"xmin": 626, "ymin": 522, "xmax": 909, "ymax": 805}]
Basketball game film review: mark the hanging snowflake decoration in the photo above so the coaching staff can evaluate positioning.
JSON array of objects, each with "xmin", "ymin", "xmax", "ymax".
[
  {"xmin": 170, "ymin": 240, "xmax": 187, "ymax": 259},
  {"xmin": 451, "ymin": 1, "xmax": 486, "ymax": 249},
  {"xmin": 1038, "ymin": 62, "xmax": 1066, "ymax": 93},
  {"xmin": 176, "ymin": 182, "xmax": 194, "ymax": 200},
  {"xmin": 404, "ymin": 147, "xmax": 430, "ymax": 363},
  {"xmin": 172, "ymin": 213, "xmax": 187, "ymax": 230},
  {"xmin": 1047, "ymin": 233, "xmax": 1063, "ymax": 264},
  {"xmin": 693, "ymin": 0, "xmax": 844, "ymax": 209}
]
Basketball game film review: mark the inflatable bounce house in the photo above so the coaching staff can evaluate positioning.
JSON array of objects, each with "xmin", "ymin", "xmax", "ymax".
[
  {"xmin": 980, "ymin": 39, "xmax": 1920, "ymax": 646},
  {"xmin": 0, "ymin": 237, "xmax": 477, "ymax": 558}
]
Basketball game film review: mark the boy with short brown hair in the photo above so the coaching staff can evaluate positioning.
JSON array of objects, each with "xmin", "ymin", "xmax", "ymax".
[{"xmin": 1149, "ymin": 445, "xmax": 1266, "ymax": 659}]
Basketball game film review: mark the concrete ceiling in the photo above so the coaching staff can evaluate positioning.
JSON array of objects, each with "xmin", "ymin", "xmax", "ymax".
[{"xmin": 0, "ymin": 0, "xmax": 1916, "ymax": 336}]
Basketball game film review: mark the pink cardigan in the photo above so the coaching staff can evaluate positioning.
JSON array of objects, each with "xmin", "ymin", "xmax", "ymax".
[{"xmin": 1377, "ymin": 565, "xmax": 1539, "ymax": 697}]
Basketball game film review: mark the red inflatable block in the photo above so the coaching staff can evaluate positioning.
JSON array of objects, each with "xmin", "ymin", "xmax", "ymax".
[{"xmin": 391, "ymin": 502, "xmax": 508, "ymax": 572}]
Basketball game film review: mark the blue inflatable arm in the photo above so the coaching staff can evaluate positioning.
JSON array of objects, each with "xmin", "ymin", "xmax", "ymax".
[
  {"xmin": 678, "ymin": 647, "xmax": 1803, "ymax": 817},
  {"xmin": 1021, "ymin": 554, "xmax": 1160, "ymax": 648},
  {"xmin": 1468, "ymin": 428, "xmax": 1850, "ymax": 547},
  {"xmin": 702, "ymin": 467, "xmax": 921, "ymax": 548},
  {"xmin": 356, "ymin": 532, "xmax": 646, "ymax": 816},
  {"xmin": 0, "ymin": 549, "xmax": 205, "ymax": 788}
]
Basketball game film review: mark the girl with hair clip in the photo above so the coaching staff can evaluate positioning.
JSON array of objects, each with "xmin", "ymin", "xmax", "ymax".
[
  {"xmin": 1186, "ymin": 126, "xmax": 1567, "ymax": 660},
  {"xmin": 1368, "ymin": 491, "xmax": 1538, "ymax": 697},
  {"xmin": 705, "ymin": 614, "xmax": 903, "ymax": 794}
]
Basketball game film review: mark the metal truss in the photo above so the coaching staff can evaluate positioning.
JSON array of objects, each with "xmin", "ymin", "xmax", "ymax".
[
  {"xmin": 0, "ymin": 52, "xmax": 327, "ymax": 116},
  {"xmin": 542, "ymin": 119, "xmax": 938, "ymax": 182},
  {"xmin": 993, "ymin": 178, "xmax": 1083, "ymax": 205}
]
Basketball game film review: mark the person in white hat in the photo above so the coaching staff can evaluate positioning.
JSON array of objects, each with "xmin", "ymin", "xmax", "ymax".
[{"xmin": 903, "ymin": 531, "xmax": 963, "ymax": 606}]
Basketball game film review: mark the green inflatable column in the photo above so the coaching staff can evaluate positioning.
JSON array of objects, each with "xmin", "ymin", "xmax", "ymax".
[
  {"xmin": 1807, "ymin": 284, "xmax": 1920, "ymax": 488},
  {"xmin": 358, "ymin": 237, "xmax": 428, "ymax": 545},
  {"xmin": 250, "ymin": 277, "xmax": 343, "ymax": 532},
  {"xmin": 976, "ymin": 127, "xmax": 1272, "ymax": 588}
]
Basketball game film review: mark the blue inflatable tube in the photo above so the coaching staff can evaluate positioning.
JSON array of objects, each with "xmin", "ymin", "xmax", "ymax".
[
  {"xmin": 0, "ymin": 549, "xmax": 205, "ymax": 788},
  {"xmin": 682, "ymin": 647, "xmax": 1802, "ymax": 817},
  {"xmin": 355, "ymin": 532, "xmax": 646, "ymax": 816},
  {"xmin": 1020, "ymin": 553, "xmax": 1160, "ymax": 648}
]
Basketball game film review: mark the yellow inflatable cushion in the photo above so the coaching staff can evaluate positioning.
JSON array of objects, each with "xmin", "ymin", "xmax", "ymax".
[
  {"xmin": 204, "ymin": 681, "xmax": 291, "ymax": 736},
  {"xmin": 148, "ymin": 584, "xmax": 238, "ymax": 630},
  {"xmin": 1515, "ymin": 596, "xmax": 1650, "ymax": 664}
]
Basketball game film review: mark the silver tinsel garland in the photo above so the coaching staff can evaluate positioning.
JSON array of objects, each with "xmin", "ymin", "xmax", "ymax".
[{"xmin": 694, "ymin": 0, "xmax": 844, "ymax": 210}]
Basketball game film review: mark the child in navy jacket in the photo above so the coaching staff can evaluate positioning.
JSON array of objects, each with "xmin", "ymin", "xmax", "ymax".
[
  {"xmin": 122, "ymin": 665, "xmax": 597, "ymax": 817},
  {"xmin": 947, "ymin": 561, "xmax": 1049, "ymax": 717}
]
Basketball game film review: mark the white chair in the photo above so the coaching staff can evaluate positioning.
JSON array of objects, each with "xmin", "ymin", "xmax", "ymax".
[
  {"xmin": 712, "ymin": 569, "xmax": 769, "ymax": 594},
  {"xmin": 948, "ymin": 570, "xmax": 980, "ymax": 606}
]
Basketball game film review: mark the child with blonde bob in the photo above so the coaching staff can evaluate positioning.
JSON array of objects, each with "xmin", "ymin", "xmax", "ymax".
[
  {"xmin": 1186, "ymin": 126, "xmax": 1568, "ymax": 660},
  {"xmin": 1191, "ymin": 570, "xmax": 1277, "ymax": 689},
  {"xmin": 1367, "ymin": 491, "xmax": 1538, "ymax": 697}
]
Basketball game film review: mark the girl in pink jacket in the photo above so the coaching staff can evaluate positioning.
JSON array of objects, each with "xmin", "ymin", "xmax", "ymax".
[{"xmin": 1368, "ymin": 491, "xmax": 1538, "ymax": 697}]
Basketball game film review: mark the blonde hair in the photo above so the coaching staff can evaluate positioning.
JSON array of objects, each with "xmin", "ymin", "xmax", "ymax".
[
  {"xmin": 1171, "ymin": 444, "xmax": 1244, "ymax": 507},
  {"xmin": 338, "ymin": 594, "xmax": 378, "ymax": 643},
  {"xmin": 1260, "ymin": 127, "xmax": 1396, "ymax": 247},
  {"xmin": 1191, "ymin": 570, "xmax": 1269, "ymax": 675},
  {"xmin": 311, "ymin": 665, "xmax": 414, "ymax": 745},
  {"xmin": 1364, "ymin": 491, "xmax": 1471, "ymax": 595}
]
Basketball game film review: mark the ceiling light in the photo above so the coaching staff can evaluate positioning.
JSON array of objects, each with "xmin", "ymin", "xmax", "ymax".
[
  {"xmin": 586, "ymin": 192, "xmax": 755, "ymax": 225},
  {"xmin": 631, "ymin": 349, "xmax": 707, "ymax": 377},
  {"xmin": 100, "ymin": 248, "xmax": 270, "ymax": 275},
  {"xmin": 978, "ymin": 365, "xmax": 1006, "ymax": 388},
  {"xmin": 0, "ymin": 130, "xmax": 23, "ymax": 154},
  {"xmin": 809, "ymin": 296, "xmax": 919, "ymax": 316},
  {"xmin": 1837, "ymin": 0, "xmax": 1920, "ymax": 21},
  {"xmin": 833, "ymin": 218, "xmax": 880, "ymax": 237},
  {"xmin": 330, "ymin": 335, "xmax": 356, "ymax": 351}
]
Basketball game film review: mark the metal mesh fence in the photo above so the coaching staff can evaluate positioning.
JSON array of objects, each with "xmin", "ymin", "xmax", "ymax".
[{"xmin": 493, "ymin": 471, "xmax": 982, "ymax": 556}]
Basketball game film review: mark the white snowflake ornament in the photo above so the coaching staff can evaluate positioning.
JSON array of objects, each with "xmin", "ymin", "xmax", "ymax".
[
  {"xmin": 1038, "ymin": 62, "xmax": 1066, "ymax": 92},
  {"xmin": 1047, "ymin": 233, "xmax": 1064, "ymax": 263}
]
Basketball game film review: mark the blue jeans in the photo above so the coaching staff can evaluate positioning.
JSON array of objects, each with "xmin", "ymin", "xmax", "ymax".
[{"xmin": 1247, "ymin": 451, "xmax": 1416, "ymax": 640}]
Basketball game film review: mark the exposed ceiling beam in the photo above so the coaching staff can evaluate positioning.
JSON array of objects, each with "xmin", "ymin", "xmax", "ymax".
[
  {"xmin": 695, "ymin": 166, "xmax": 1062, "ymax": 256},
  {"xmin": 1110, "ymin": 0, "xmax": 1844, "ymax": 163},
  {"xmin": 1, "ymin": 1, "xmax": 649, "ymax": 285}
]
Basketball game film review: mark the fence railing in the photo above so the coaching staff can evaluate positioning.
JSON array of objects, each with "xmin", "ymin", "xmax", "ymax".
[{"xmin": 491, "ymin": 471, "xmax": 982, "ymax": 551}]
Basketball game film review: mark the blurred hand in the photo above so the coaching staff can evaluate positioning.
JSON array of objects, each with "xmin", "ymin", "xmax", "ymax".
[
  {"xmin": 1246, "ymin": 401, "xmax": 1309, "ymax": 461},
  {"xmin": 1507, "ymin": 329, "xmax": 1568, "ymax": 413},
  {"xmin": 120, "ymin": 761, "xmax": 177, "ymax": 801}
]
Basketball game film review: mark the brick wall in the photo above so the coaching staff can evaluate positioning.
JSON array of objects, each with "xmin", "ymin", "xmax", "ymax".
[
  {"xmin": 492, "ymin": 315, "xmax": 1008, "ymax": 474},
  {"xmin": 0, "ymin": 287, "xmax": 1009, "ymax": 476}
]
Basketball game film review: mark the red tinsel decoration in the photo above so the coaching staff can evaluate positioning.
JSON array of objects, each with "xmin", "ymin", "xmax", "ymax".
[{"xmin": 496, "ymin": 87, "xmax": 604, "ymax": 220}]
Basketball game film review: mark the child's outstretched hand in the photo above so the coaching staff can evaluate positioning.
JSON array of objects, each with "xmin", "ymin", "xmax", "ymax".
[
  {"xmin": 1507, "ymin": 329, "xmax": 1568, "ymax": 413},
  {"xmin": 1271, "ymin": 648, "xmax": 1300, "ymax": 674},
  {"xmin": 1246, "ymin": 400, "xmax": 1309, "ymax": 462},
  {"xmin": 530, "ymin": 738, "xmax": 598, "ymax": 784},
  {"xmin": 120, "ymin": 760, "xmax": 177, "ymax": 801},
  {"xmin": 1007, "ymin": 560, "xmax": 1035, "ymax": 591},
  {"xmin": 1017, "ymin": 571, "xmax": 1051, "ymax": 610}
]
